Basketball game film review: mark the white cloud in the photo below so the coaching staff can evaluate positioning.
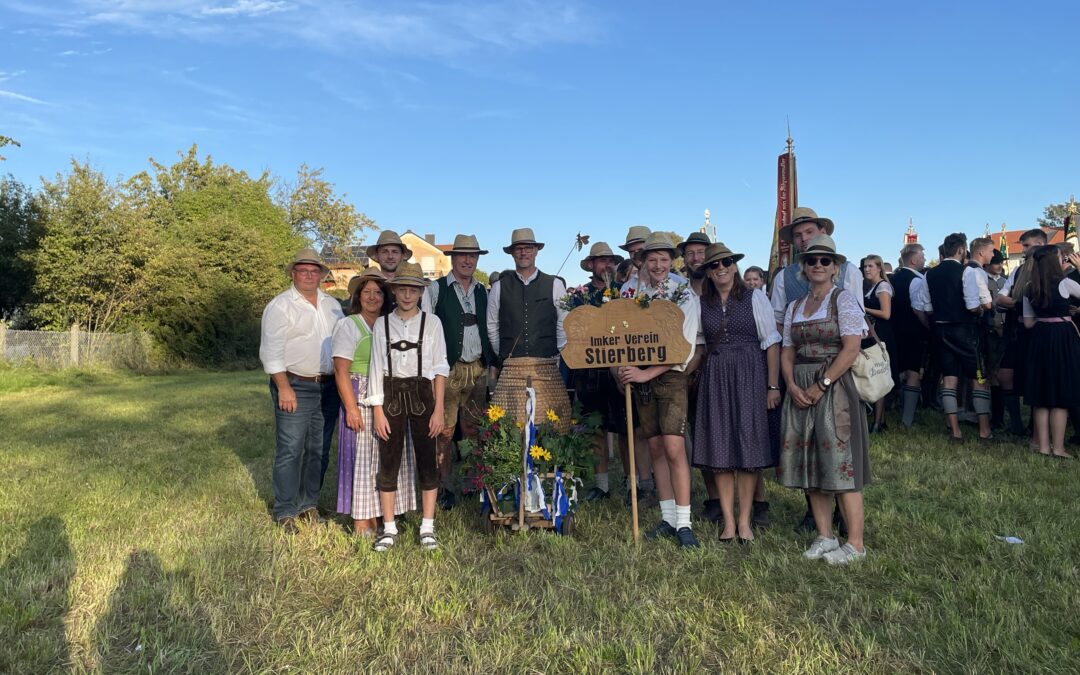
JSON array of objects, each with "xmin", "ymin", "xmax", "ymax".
[
  {"xmin": 4, "ymin": 1, "xmax": 602, "ymax": 57},
  {"xmin": 0, "ymin": 89, "xmax": 50, "ymax": 105},
  {"xmin": 200, "ymin": 1, "xmax": 294, "ymax": 18},
  {"xmin": 0, "ymin": 70, "xmax": 27, "ymax": 82}
]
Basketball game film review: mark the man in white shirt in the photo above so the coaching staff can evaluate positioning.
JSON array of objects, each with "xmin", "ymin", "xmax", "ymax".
[
  {"xmin": 924, "ymin": 233, "xmax": 994, "ymax": 442},
  {"xmin": 486, "ymin": 228, "xmax": 568, "ymax": 382},
  {"xmin": 259, "ymin": 248, "xmax": 345, "ymax": 532},
  {"xmin": 770, "ymin": 207, "xmax": 865, "ymax": 330},
  {"xmin": 370, "ymin": 262, "xmax": 450, "ymax": 552},
  {"xmin": 616, "ymin": 232, "xmax": 701, "ymax": 548}
]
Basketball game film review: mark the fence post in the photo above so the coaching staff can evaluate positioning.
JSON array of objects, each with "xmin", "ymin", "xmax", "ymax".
[
  {"xmin": 70, "ymin": 323, "xmax": 79, "ymax": 366},
  {"xmin": 0, "ymin": 321, "xmax": 6, "ymax": 362}
]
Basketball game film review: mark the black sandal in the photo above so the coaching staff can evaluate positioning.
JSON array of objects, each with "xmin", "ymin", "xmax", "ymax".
[
  {"xmin": 373, "ymin": 531, "xmax": 397, "ymax": 552},
  {"xmin": 419, "ymin": 531, "xmax": 439, "ymax": 551}
]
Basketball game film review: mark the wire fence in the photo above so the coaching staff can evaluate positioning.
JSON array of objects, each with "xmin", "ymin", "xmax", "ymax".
[{"xmin": 0, "ymin": 324, "xmax": 153, "ymax": 369}]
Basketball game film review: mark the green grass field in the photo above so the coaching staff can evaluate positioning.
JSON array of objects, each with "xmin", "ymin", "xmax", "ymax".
[{"xmin": 2, "ymin": 366, "xmax": 1079, "ymax": 673}]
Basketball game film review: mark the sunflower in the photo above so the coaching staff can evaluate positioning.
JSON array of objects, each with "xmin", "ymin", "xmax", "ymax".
[
  {"xmin": 486, "ymin": 405, "xmax": 506, "ymax": 423},
  {"xmin": 546, "ymin": 409, "xmax": 560, "ymax": 423}
]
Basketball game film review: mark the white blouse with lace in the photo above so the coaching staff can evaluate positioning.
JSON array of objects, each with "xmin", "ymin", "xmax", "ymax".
[{"xmin": 782, "ymin": 288, "xmax": 869, "ymax": 347}]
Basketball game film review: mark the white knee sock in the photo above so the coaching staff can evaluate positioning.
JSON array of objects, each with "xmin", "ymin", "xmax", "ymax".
[
  {"xmin": 660, "ymin": 499, "xmax": 676, "ymax": 527},
  {"xmin": 420, "ymin": 518, "xmax": 435, "ymax": 535},
  {"xmin": 675, "ymin": 504, "xmax": 692, "ymax": 530},
  {"xmin": 383, "ymin": 520, "xmax": 398, "ymax": 535}
]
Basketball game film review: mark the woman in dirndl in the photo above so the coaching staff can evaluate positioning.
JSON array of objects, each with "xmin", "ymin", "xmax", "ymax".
[
  {"xmin": 780, "ymin": 234, "xmax": 871, "ymax": 565},
  {"xmin": 692, "ymin": 243, "xmax": 782, "ymax": 544},
  {"xmin": 861, "ymin": 254, "xmax": 898, "ymax": 433},
  {"xmin": 332, "ymin": 268, "xmax": 418, "ymax": 536}
]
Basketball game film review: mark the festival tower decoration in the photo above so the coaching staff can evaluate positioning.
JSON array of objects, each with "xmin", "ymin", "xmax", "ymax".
[
  {"xmin": 766, "ymin": 133, "xmax": 798, "ymax": 290},
  {"xmin": 904, "ymin": 219, "xmax": 919, "ymax": 245}
]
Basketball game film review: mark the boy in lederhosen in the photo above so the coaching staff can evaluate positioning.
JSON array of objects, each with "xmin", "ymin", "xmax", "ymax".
[{"xmin": 370, "ymin": 262, "xmax": 450, "ymax": 552}]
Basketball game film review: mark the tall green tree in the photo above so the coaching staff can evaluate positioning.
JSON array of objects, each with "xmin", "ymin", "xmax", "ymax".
[
  {"xmin": 0, "ymin": 135, "xmax": 19, "ymax": 161},
  {"xmin": 0, "ymin": 175, "xmax": 43, "ymax": 322},
  {"xmin": 278, "ymin": 164, "xmax": 376, "ymax": 260},
  {"xmin": 129, "ymin": 146, "xmax": 303, "ymax": 365},
  {"xmin": 1037, "ymin": 200, "xmax": 1078, "ymax": 233},
  {"xmin": 28, "ymin": 161, "xmax": 148, "ymax": 332}
]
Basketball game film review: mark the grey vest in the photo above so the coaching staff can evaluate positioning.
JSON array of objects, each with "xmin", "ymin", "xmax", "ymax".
[{"xmin": 497, "ymin": 271, "xmax": 558, "ymax": 362}]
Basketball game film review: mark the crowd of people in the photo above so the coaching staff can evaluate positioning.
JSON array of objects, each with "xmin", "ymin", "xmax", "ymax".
[{"xmin": 257, "ymin": 213, "xmax": 1080, "ymax": 563}]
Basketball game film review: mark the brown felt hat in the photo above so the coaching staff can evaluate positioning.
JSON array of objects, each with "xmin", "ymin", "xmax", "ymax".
[
  {"xmin": 347, "ymin": 266, "xmax": 387, "ymax": 297},
  {"xmin": 386, "ymin": 261, "xmax": 429, "ymax": 287},
  {"xmin": 676, "ymin": 231, "xmax": 712, "ymax": 256},
  {"xmin": 286, "ymin": 248, "xmax": 330, "ymax": 276},
  {"xmin": 701, "ymin": 242, "xmax": 745, "ymax": 266},
  {"xmin": 619, "ymin": 225, "xmax": 651, "ymax": 251},
  {"xmin": 632, "ymin": 232, "xmax": 678, "ymax": 264},
  {"xmin": 366, "ymin": 230, "xmax": 413, "ymax": 261},
  {"xmin": 794, "ymin": 234, "xmax": 847, "ymax": 265},
  {"xmin": 502, "ymin": 228, "xmax": 545, "ymax": 254},
  {"xmin": 444, "ymin": 234, "xmax": 488, "ymax": 256},
  {"xmin": 779, "ymin": 207, "xmax": 835, "ymax": 245},
  {"xmin": 580, "ymin": 241, "xmax": 625, "ymax": 272}
]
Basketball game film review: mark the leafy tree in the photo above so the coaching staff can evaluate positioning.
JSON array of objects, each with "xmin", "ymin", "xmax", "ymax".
[
  {"xmin": 0, "ymin": 135, "xmax": 19, "ymax": 161},
  {"xmin": 1037, "ymin": 200, "xmax": 1079, "ymax": 233},
  {"xmin": 0, "ymin": 175, "xmax": 43, "ymax": 322},
  {"xmin": 130, "ymin": 146, "xmax": 303, "ymax": 365},
  {"xmin": 27, "ymin": 161, "xmax": 149, "ymax": 332},
  {"xmin": 473, "ymin": 269, "xmax": 490, "ymax": 286},
  {"xmin": 277, "ymin": 164, "xmax": 376, "ymax": 261}
]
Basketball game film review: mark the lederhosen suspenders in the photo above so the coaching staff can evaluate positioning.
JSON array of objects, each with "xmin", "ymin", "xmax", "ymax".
[{"xmin": 384, "ymin": 312, "xmax": 429, "ymax": 417}]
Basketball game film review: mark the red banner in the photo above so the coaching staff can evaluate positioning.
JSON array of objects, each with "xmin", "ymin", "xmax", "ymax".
[{"xmin": 767, "ymin": 149, "xmax": 797, "ymax": 289}]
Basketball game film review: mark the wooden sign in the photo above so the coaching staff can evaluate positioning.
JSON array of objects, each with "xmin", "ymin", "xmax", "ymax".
[{"xmin": 561, "ymin": 298, "xmax": 691, "ymax": 369}]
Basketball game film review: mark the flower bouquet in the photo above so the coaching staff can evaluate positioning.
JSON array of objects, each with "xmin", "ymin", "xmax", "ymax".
[{"xmin": 458, "ymin": 404, "xmax": 521, "ymax": 494}]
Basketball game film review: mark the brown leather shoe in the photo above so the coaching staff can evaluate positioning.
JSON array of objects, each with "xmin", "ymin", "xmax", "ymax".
[
  {"xmin": 277, "ymin": 516, "xmax": 299, "ymax": 534},
  {"xmin": 299, "ymin": 507, "xmax": 326, "ymax": 524}
]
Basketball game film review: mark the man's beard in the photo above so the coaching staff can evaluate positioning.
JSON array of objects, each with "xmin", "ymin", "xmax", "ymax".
[
  {"xmin": 593, "ymin": 271, "xmax": 614, "ymax": 287},
  {"xmin": 687, "ymin": 265, "xmax": 707, "ymax": 281}
]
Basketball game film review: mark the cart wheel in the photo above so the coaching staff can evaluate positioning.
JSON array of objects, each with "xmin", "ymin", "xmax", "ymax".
[{"xmin": 561, "ymin": 514, "xmax": 576, "ymax": 537}]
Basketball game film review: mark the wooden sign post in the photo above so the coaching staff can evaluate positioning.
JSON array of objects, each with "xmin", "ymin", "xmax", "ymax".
[{"xmin": 561, "ymin": 298, "xmax": 691, "ymax": 544}]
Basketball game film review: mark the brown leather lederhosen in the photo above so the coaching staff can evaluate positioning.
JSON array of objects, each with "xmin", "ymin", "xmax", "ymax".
[{"xmin": 376, "ymin": 312, "xmax": 440, "ymax": 492}]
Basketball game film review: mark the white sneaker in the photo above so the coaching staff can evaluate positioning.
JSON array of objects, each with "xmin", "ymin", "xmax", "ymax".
[
  {"xmin": 803, "ymin": 536, "xmax": 840, "ymax": 560},
  {"xmin": 824, "ymin": 543, "xmax": 867, "ymax": 565}
]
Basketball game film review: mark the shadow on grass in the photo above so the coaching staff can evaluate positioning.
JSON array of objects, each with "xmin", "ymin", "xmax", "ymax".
[
  {"xmin": 0, "ymin": 516, "xmax": 74, "ymax": 674},
  {"xmin": 93, "ymin": 550, "xmax": 227, "ymax": 673}
]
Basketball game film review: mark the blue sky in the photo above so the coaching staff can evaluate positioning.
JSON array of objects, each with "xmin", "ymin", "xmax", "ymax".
[{"xmin": 2, "ymin": 0, "xmax": 1077, "ymax": 284}]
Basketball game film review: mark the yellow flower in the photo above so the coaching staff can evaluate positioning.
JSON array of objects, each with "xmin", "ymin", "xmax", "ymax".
[
  {"xmin": 515, "ymin": 421, "xmax": 524, "ymax": 430},
  {"xmin": 487, "ymin": 405, "xmax": 506, "ymax": 423},
  {"xmin": 571, "ymin": 419, "xmax": 578, "ymax": 425},
  {"xmin": 603, "ymin": 287, "xmax": 613, "ymax": 298},
  {"xmin": 546, "ymin": 409, "xmax": 560, "ymax": 423},
  {"xmin": 529, "ymin": 445, "xmax": 551, "ymax": 462}
]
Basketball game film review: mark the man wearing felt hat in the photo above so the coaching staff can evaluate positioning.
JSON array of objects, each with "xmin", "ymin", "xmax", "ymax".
[
  {"xmin": 769, "ymin": 207, "xmax": 864, "ymax": 330},
  {"xmin": 678, "ymin": 231, "xmax": 712, "ymax": 296},
  {"xmin": 485, "ymin": 228, "xmax": 569, "ymax": 378},
  {"xmin": 368, "ymin": 261, "xmax": 450, "ymax": 552},
  {"xmin": 367, "ymin": 230, "xmax": 413, "ymax": 281},
  {"xmin": 259, "ymin": 248, "xmax": 345, "ymax": 533},
  {"xmin": 422, "ymin": 234, "xmax": 496, "ymax": 510},
  {"xmin": 620, "ymin": 225, "xmax": 651, "ymax": 272}
]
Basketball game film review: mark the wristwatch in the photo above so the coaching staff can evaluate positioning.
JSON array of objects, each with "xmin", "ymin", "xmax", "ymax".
[
  {"xmin": 818, "ymin": 376, "xmax": 833, "ymax": 391},
  {"xmin": 767, "ymin": 385, "xmax": 780, "ymax": 391}
]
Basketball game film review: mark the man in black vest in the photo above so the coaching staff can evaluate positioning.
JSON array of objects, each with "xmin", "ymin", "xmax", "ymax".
[
  {"xmin": 486, "ymin": 228, "xmax": 568, "ymax": 379},
  {"xmin": 925, "ymin": 232, "xmax": 994, "ymax": 442},
  {"xmin": 423, "ymin": 234, "xmax": 495, "ymax": 510},
  {"xmin": 892, "ymin": 243, "xmax": 930, "ymax": 427}
]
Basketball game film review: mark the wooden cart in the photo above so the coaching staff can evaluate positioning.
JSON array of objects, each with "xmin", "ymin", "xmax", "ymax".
[{"xmin": 478, "ymin": 473, "xmax": 577, "ymax": 536}]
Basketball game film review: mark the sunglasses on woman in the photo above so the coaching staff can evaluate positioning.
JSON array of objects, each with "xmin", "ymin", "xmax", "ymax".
[
  {"xmin": 802, "ymin": 256, "xmax": 834, "ymax": 267},
  {"xmin": 705, "ymin": 257, "xmax": 737, "ymax": 270}
]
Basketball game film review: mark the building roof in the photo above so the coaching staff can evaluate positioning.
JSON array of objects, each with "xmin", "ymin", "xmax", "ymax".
[{"xmin": 996, "ymin": 228, "xmax": 1063, "ymax": 254}]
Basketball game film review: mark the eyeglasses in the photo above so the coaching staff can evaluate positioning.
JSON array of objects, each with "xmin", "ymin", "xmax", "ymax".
[
  {"xmin": 293, "ymin": 268, "xmax": 324, "ymax": 276},
  {"xmin": 802, "ymin": 256, "xmax": 834, "ymax": 267},
  {"xmin": 705, "ymin": 257, "xmax": 737, "ymax": 270}
]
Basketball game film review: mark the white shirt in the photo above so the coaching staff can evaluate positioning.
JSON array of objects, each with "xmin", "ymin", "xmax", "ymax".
[
  {"xmin": 486, "ymin": 269, "xmax": 569, "ymax": 352},
  {"xmin": 782, "ymin": 288, "xmax": 868, "ymax": 347},
  {"xmin": 1022, "ymin": 278, "xmax": 1080, "ymax": 318},
  {"xmin": 999, "ymin": 266, "xmax": 1020, "ymax": 296},
  {"xmin": 331, "ymin": 314, "xmax": 375, "ymax": 363},
  {"xmin": 770, "ymin": 261, "xmax": 865, "ymax": 326},
  {"xmin": 620, "ymin": 272, "xmax": 699, "ymax": 371},
  {"xmin": 910, "ymin": 272, "xmax": 932, "ymax": 312},
  {"xmin": 965, "ymin": 265, "xmax": 992, "ymax": 310},
  {"xmin": 866, "ymin": 280, "xmax": 894, "ymax": 299},
  {"xmin": 747, "ymin": 288, "xmax": 783, "ymax": 350},
  {"xmin": 367, "ymin": 310, "xmax": 451, "ymax": 406},
  {"xmin": 424, "ymin": 274, "xmax": 484, "ymax": 363},
  {"xmin": 259, "ymin": 285, "xmax": 344, "ymax": 377}
]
